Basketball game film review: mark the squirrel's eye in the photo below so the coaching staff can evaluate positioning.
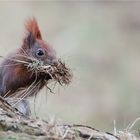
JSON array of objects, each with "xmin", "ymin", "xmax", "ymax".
[{"xmin": 36, "ymin": 48, "xmax": 45, "ymax": 56}]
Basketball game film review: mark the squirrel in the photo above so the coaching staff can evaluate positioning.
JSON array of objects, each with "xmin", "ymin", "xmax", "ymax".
[{"xmin": 0, "ymin": 18, "xmax": 58, "ymax": 115}]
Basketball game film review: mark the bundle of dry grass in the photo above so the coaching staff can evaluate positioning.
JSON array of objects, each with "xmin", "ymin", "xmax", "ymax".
[{"xmin": 34, "ymin": 59, "xmax": 72, "ymax": 85}]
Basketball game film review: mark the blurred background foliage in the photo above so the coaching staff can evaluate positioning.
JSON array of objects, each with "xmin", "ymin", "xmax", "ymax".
[{"xmin": 0, "ymin": 1, "xmax": 140, "ymax": 132}]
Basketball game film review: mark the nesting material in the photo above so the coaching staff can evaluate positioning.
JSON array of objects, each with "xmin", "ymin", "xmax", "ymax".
[{"xmin": 27, "ymin": 59, "xmax": 72, "ymax": 85}]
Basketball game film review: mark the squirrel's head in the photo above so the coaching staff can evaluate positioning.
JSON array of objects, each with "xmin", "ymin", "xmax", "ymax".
[
  {"xmin": 19, "ymin": 18, "xmax": 72, "ymax": 85},
  {"xmin": 22, "ymin": 18, "xmax": 57, "ymax": 66}
]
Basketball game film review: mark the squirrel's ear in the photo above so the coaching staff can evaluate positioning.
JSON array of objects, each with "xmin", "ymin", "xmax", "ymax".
[
  {"xmin": 25, "ymin": 18, "xmax": 42, "ymax": 40},
  {"xmin": 23, "ymin": 32, "xmax": 35, "ymax": 49},
  {"xmin": 27, "ymin": 32, "xmax": 35, "ymax": 47}
]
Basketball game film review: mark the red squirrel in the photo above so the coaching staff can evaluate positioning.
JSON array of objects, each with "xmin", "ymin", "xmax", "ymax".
[{"xmin": 0, "ymin": 18, "xmax": 58, "ymax": 115}]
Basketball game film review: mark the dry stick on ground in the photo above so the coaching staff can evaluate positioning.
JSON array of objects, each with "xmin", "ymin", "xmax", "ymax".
[{"xmin": 0, "ymin": 96, "xmax": 120, "ymax": 140}]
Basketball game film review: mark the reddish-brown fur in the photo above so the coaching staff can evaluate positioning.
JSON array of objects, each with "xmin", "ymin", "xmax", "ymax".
[
  {"xmin": 25, "ymin": 18, "xmax": 42, "ymax": 39},
  {"xmin": 0, "ymin": 18, "xmax": 57, "ymax": 115}
]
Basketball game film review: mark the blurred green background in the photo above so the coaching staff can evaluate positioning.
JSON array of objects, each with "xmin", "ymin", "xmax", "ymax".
[{"xmin": 0, "ymin": 1, "xmax": 140, "ymax": 132}]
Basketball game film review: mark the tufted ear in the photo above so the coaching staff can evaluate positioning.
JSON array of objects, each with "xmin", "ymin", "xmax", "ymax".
[
  {"xmin": 22, "ymin": 18, "xmax": 42, "ymax": 49},
  {"xmin": 25, "ymin": 18, "xmax": 42, "ymax": 40},
  {"xmin": 26, "ymin": 32, "xmax": 35, "ymax": 47}
]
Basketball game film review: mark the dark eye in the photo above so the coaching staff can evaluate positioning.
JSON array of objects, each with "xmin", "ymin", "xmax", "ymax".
[{"xmin": 36, "ymin": 48, "xmax": 45, "ymax": 56}]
